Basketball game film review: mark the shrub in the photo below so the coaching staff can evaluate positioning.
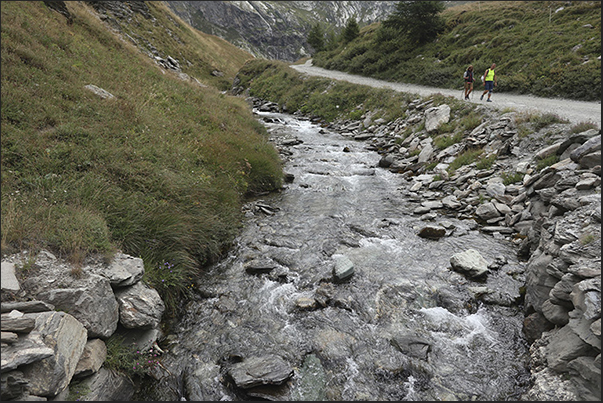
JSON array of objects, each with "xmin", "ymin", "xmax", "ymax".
[
  {"xmin": 531, "ymin": 113, "xmax": 569, "ymax": 131},
  {"xmin": 104, "ymin": 334, "xmax": 162, "ymax": 378},
  {"xmin": 434, "ymin": 121, "xmax": 456, "ymax": 135},
  {"xmin": 570, "ymin": 121, "xmax": 599, "ymax": 133},
  {"xmin": 501, "ymin": 171, "xmax": 524, "ymax": 185},
  {"xmin": 434, "ymin": 131, "xmax": 463, "ymax": 149},
  {"xmin": 460, "ymin": 113, "xmax": 482, "ymax": 131},
  {"xmin": 447, "ymin": 147, "xmax": 483, "ymax": 174},
  {"xmin": 579, "ymin": 233, "xmax": 596, "ymax": 245},
  {"xmin": 536, "ymin": 154, "xmax": 559, "ymax": 171},
  {"xmin": 475, "ymin": 153, "xmax": 497, "ymax": 170}
]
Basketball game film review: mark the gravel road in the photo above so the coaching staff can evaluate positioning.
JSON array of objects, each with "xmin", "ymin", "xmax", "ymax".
[{"xmin": 291, "ymin": 59, "xmax": 601, "ymax": 128}]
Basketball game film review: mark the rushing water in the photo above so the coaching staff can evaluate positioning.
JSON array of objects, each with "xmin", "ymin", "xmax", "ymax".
[{"xmin": 148, "ymin": 111, "xmax": 531, "ymax": 401}]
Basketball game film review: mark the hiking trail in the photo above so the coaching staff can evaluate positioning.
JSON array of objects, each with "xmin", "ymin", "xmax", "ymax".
[{"xmin": 291, "ymin": 59, "xmax": 601, "ymax": 128}]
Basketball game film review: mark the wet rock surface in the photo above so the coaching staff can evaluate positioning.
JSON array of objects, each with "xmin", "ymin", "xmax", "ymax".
[
  {"xmin": 147, "ymin": 97, "xmax": 599, "ymax": 401},
  {"xmin": 138, "ymin": 98, "xmax": 594, "ymax": 401}
]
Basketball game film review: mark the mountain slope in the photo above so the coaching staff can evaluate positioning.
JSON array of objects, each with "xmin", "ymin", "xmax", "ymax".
[
  {"xmin": 165, "ymin": 1, "xmax": 399, "ymax": 61},
  {"xmin": 1, "ymin": 0, "xmax": 282, "ymax": 309},
  {"xmin": 312, "ymin": 0, "xmax": 601, "ymax": 101},
  {"xmin": 84, "ymin": 0, "xmax": 254, "ymax": 89}
]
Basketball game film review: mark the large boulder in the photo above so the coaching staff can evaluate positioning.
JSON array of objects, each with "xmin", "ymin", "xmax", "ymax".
[
  {"xmin": 450, "ymin": 249, "xmax": 490, "ymax": 279},
  {"xmin": 94, "ymin": 252, "xmax": 145, "ymax": 288},
  {"xmin": 424, "ymin": 104, "xmax": 451, "ymax": 132},
  {"xmin": 114, "ymin": 281, "xmax": 165, "ymax": 329},
  {"xmin": 227, "ymin": 354, "xmax": 293, "ymax": 389}
]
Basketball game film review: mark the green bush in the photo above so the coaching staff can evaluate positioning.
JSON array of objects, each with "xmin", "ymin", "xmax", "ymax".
[
  {"xmin": 476, "ymin": 154, "xmax": 497, "ymax": 170},
  {"xmin": 502, "ymin": 171, "xmax": 524, "ymax": 185},
  {"xmin": 460, "ymin": 113, "xmax": 482, "ymax": 131},
  {"xmin": 536, "ymin": 154, "xmax": 559, "ymax": 171},
  {"xmin": 434, "ymin": 131, "xmax": 463, "ymax": 149},
  {"xmin": 570, "ymin": 121, "xmax": 599, "ymax": 133},
  {"xmin": 532, "ymin": 113, "xmax": 569, "ymax": 131},
  {"xmin": 447, "ymin": 148, "xmax": 484, "ymax": 174}
]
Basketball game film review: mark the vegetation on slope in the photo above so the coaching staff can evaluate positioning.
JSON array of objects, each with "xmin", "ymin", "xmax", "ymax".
[
  {"xmin": 236, "ymin": 59, "xmax": 417, "ymax": 123},
  {"xmin": 311, "ymin": 1, "xmax": 601, "ymax": 101},
  {"xmin": 235, "ymin": 58, "xmax": 595, "ymax": 173},
  {"xmin": 1, "ymin": 1, "xmax": 283, "ymax": 313}
]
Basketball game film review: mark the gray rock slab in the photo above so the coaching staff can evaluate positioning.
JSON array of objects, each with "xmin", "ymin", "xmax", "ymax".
[
  {"xmin": 73, "ymin": 339, "xmax": 107, "ymax": 379},
  {"xmin": 545, "ymin": 325, "xmax": 594, "ymax": 372},
  {"xmin": 114, "ymin": 282, "xmax": 165, "ymax": 329},
  {"xmin": 450, "ymin": 249, "xmax": 490, "ymax": 278},
  {"xmin": 390, "ymin": 333, "xmax": 432, "ymax": 360},
  {"xmin": 1, "ymin": 301, "xmax": 55, "ymax": 314},
  {"xmin": 76, "ymin": 367, "xmax": 135, "ymax": 401},
  {"xmin": 1, "ymin": 331, "xmax": 54, "ymax": 372},
  {"xmin": 21, "ymin": 311, "xmax": 88, "ymax": 397},
  {"xmin": 104, "ymin": 253, "xmax": 145, "ymax": 287},
  {"xmin": 332, "ymin": 254, "xmax": 354, "ymax": 282},
  {"xmin": 1, "ymin": 261, "xmax": 20, "ymax": 291},
  {"xmin": 227, "ymin": 355, "xmax": 293, "ymax": 389}
]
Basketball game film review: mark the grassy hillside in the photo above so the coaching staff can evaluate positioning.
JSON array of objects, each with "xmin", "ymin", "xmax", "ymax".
[
  {"xmin": 312, "ymin": 1, "xmax": 601, "ymax": 101},
  {"xmin": 1, "ymin": 1, "xmax": 283, "ymax": 312},
  {"xmin": 235, "ymin": 59, "xmax": 417, "ymax": 123}
]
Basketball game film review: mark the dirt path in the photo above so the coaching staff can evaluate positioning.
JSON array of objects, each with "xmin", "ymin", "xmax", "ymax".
[{"xmin": 291, "ymin": 59, "xmax": 601, "ymax": 129}]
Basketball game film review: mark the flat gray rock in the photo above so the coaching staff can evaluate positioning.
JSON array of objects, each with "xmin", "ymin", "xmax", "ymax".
[{"xmin": 227, "ymin": 355, "xmax": 293, "ymax": 389}]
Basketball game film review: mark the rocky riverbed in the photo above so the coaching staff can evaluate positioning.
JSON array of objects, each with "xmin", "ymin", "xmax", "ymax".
[
  {"xmin": 248, "ymin": 97, "xmax": 601, "ymax": 401},
  {"xmin": 1, "ymin": 93, "xmax": 600, "ymax": 400}
]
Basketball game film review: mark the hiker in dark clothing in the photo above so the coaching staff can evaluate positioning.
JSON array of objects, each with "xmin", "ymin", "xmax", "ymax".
[{"xmin": 463, "ymin": 65, "xmax": 475, "ymax": 100}]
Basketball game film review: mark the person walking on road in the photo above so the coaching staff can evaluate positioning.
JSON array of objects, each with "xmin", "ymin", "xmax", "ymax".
[
  {"xmin": 480, "ymin": 63, "xmax": 497, "ymax": 102},
  {"xmin": 463, "ymin": 65, "xmax": 475, "ymax": 100}
]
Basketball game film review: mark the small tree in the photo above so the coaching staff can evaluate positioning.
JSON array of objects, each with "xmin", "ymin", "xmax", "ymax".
[
  {"xmin": 307, "ymin": 23, "xmax": 325, "ymax": 53},
  {"xmin": 324, "ymin": 29, "xmax": 338, "ymax": 51},
  {"xmin": 382, "ymin": 1, "xmax": 445, "ymax": 45},
  {"xmin": 342, "ymin": 17, "xmax": 360, "ymax": 44}
]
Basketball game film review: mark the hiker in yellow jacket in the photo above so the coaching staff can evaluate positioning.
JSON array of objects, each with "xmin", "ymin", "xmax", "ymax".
[{"xmin": 480, "ymin": 63, "xmax": 497, "ymax": 102}]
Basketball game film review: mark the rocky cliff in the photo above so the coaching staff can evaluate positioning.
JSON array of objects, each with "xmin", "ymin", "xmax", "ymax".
[{"xmin": 164, "ymin": 1, "xmax": 398, "ymax": 61}]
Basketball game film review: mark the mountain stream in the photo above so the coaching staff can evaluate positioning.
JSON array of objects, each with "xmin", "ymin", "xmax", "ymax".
[{"xmin": 147, "ymin": 110, "xmax": 532, "ymax": 401}]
